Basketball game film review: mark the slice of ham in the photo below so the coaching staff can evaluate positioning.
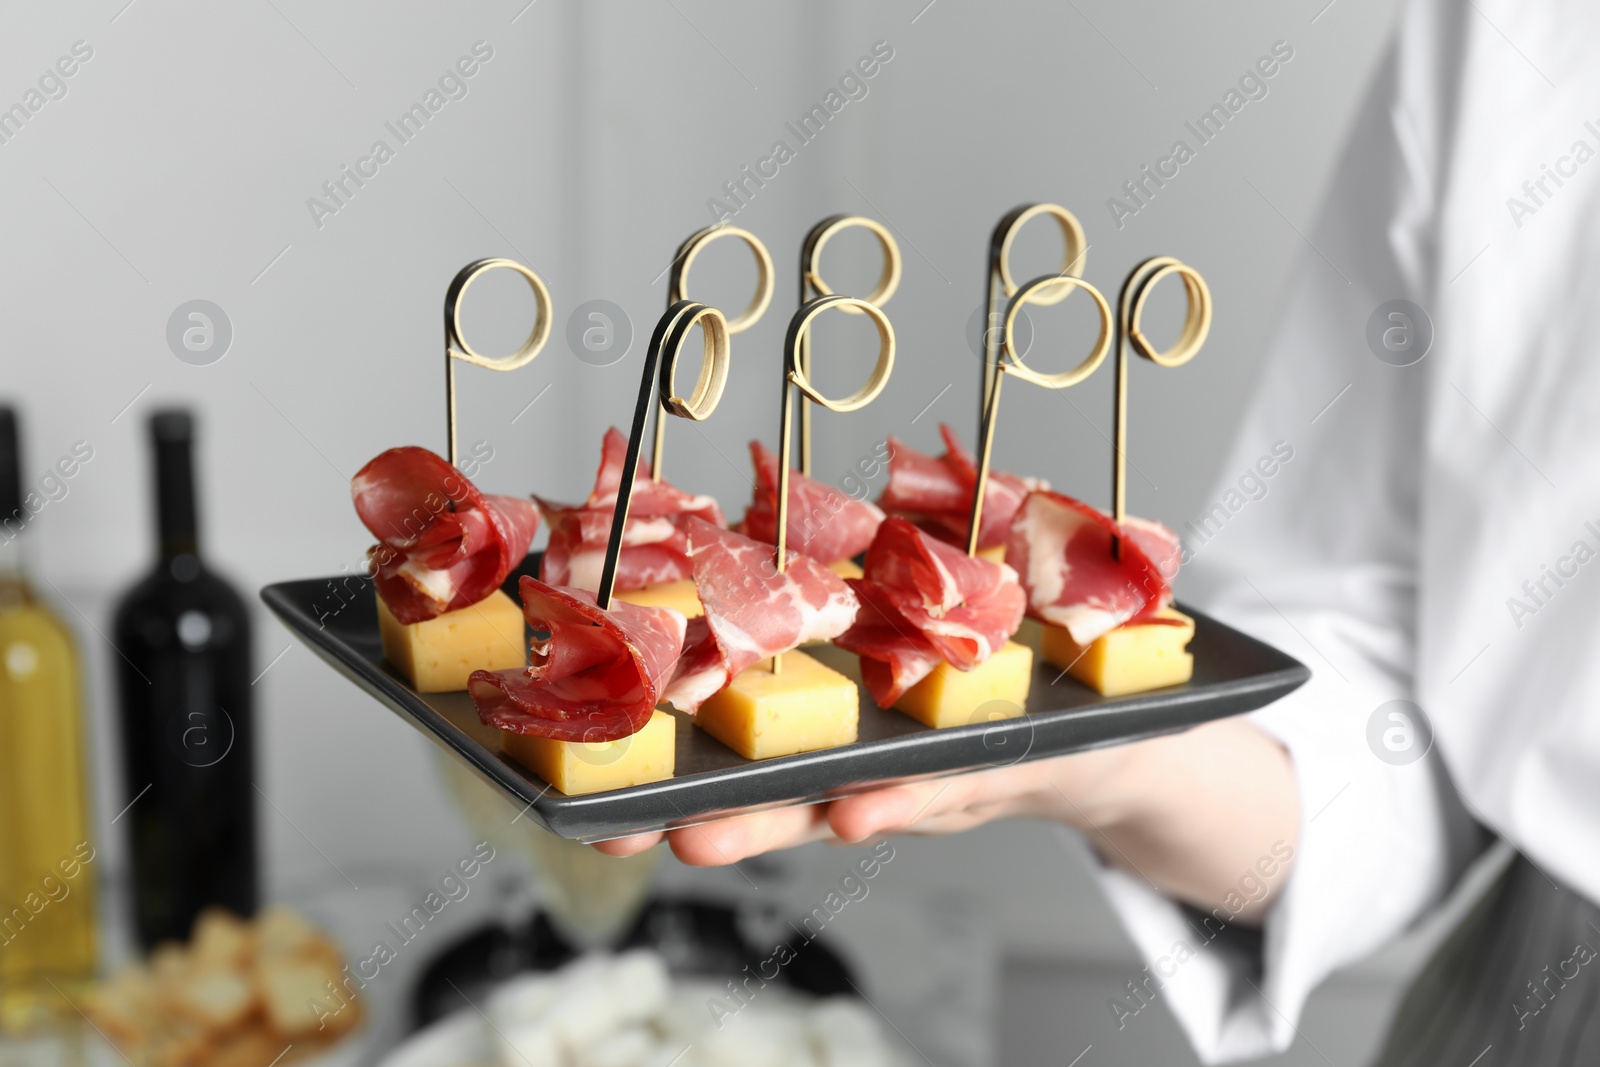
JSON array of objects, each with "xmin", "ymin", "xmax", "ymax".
[
  {"xmin": 468, "ymin": 576, "xmax": 685, "ymax": 743},
  {"xmin": 663, "ymin": 518, "xmax": 859, "ymax": 713},
  {"xmin": 352, "ymin": 447, "xmax": 540, "ymax": 625},
  {"xmin": 878, "ymin": 424, "xmax": 1045, "ymax": 551},
  {"xmin": 1004, "ymin": 490, "xmax": 1178, "ymax": 645},
  {"xmin": 537, "ymin": 427, "xmax": 724, "ymax": 593},
  {"xmin": 740, "ymin": 440, "xmax": 884, "ymax": 564},
  {"xmin": 834, "ymin": 517, "xmax": 1026, "ymax": 707}
]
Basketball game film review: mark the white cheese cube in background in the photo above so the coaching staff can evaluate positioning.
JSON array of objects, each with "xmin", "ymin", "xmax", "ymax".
[
  {"xmin": 496, "ymin": 1021, "xmax": 562, "ymax": 1067},
  {"xmin": 576, "ymin": 1025, "xmax": 659, "ymax": 1067},
  {"xmin": 716, "ymin": 1004, "xmax": 819, "ymax": 1067},
  {"xmin": 486, "ymin": 972, "xmax": 558, "ymax": 1028},
  {"xmin": 655, "ymin": 980, "xmax": 724, "ymax": 1045},
  {"xmin": 608, "ymin": 949, "xmax": 672, "ymax": 1024},
  {"xmin": 809, "ymin": 998, "xmax": 892, "ymax": 1067},
  {"xmin": 460, "ymin": 950, "xmax": 900, "ymax": 1067}
]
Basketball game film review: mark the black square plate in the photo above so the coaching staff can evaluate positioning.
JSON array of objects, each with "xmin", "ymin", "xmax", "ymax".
[{"xmin": 261, "ymin": 555, "xmax": 1308, "ymax": 842}]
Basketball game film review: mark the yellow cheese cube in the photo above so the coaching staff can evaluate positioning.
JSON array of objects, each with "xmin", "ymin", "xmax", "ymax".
[
  {"xmin": 696, "ymin": 651, "xmax": 858, "ymax": 760},
  {"xmin": 501, "ymin": 709, "xmax": 677, "ymax": 796},
  {"xmin": 976, "ymin": 544, "xmax": 1006, "ymax": 565},
  {"xmin": 894, "ymin": 640, "xmax": 1033, "ymax": 728},
  {"xmin": 828, "ymin": 558, "xmax": 864, "ymax": 580},
  {"xmin": 378, "ymin": 589, "xmax": 526, "ymax": 693},
  {"xmin": 1040, "ymin": 608, "xmax": 1196, "ymax": 696},
  {"xmin": 615, "ymin": 578, "xmax": 703, "ymax": 619}
]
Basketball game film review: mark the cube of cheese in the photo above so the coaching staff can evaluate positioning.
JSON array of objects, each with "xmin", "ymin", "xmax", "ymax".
[
  {"xmin": 894, "ymin": 640, "xmax": 1033, "ymax": 728},
  {"xmin": 828, "ymin": 558, "xmax": 864, "ymax": 580},
  {"xmin": 501, "ymin": 709, "xmax": 677, "ymax": 796},
  {"xmin": 1040, "ymin": 608, "xmax": 1196, "ymax": 696},
  {"xmin": 615, "ymin": 578, "xmax": 703, "ymax": 619},
  {"xmin": 378, "ymin": 589, "xmax": 525, "ymax": 693},
  {"xmin": 976, "ymin": 544, "xmax": 1006, "ymax": 565},
  {"xmin": 696, "ymin": 651, "xmax": 858, "ymax": 760}
]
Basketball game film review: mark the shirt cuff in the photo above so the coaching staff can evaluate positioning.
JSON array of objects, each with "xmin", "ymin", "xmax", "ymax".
[{"xmin": 1088, "ymin": 690, "xmax": 1457, "ymax": 1062}]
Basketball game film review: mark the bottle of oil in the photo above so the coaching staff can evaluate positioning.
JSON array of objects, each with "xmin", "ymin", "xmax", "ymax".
[{"xmin": 0, "ymin": 406, "xmax": 99, "ymax": 1033}]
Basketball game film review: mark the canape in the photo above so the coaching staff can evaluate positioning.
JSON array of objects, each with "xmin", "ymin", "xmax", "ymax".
[
  {"xmin": 738, "ymin": 441, "xmax": 883, "ymax": 579},
  {"xmin": 469, "ymin": 577, "xmax": 685, "ymax": 796},
  {"xmin": 351, "ymin": 447, "xmax": 538, "ymax": 692},
  {"xmin": 663, "ymin": 519, "xmax": 861, "ymax": 760},
  {"xmin": 835, "ymin": 517, "xmax": 1031, "ymax": 727},
  {"xmin": 878, "ymin": 423, "xmax": 1044, "ymax": 565},
  {"xmin": 1007, "ymin": 490, "xmax": 1191, "ymax": 696},
  {"xmin": 536, "ymin": 427, "xmax": 722, "ymax": 620}
]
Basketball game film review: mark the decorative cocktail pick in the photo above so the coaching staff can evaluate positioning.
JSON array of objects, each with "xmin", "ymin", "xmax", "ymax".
[
  {"xmin": 977, "ymin": 205, "xmax": 1088, "ymax": 431},
  {"xmin": 795, "ymin": 215, "xmax": 902, "ymax": 475},
  {"xmin": 771, "ymin": 295, "xmax": 896, "ymax": 672},
  {"xmin": 649, "ymin": 226, "xmax": 774, "ymax": 481},
  {"xmin": 1111, "ymin": 257, "xmax": 1212, "ymax": 551},
  {"xmin": 442, "ymin": 258, "xmax": 553, "ymax": 468},
  {"xmin": 595, "ymin": 300, "xmax": 732, "ymax": 611},
  {"xmin": 967, "ymin": 273, "xmax": 1113, "ymax": 556}
]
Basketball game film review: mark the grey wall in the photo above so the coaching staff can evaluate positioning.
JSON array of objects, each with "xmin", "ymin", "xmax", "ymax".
[
  {"xmin": 5, "ymin": 0, "xmax": 1400, "ymax": 585},
  {"xmin": 3, "ymin": 0, "xmax": 1404, "ymax": 1060}
]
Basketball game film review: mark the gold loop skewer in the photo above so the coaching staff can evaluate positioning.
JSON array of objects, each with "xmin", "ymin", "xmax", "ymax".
[
  {"xmin": 595, "ymin": 300, "xmax": 731, "ymax": 610},
  {"xmin": 772, "ymin": 295, "xmax": 896, "ymax": 673},
  {"xmin": 1112, "ymin": 256, "xmax": 1211, "ymax": 529},
  {"xmin": 668, "ymin": 225, "xmax": 775, "ymax": 332},
  {"xmin": 796, "ymin": 215, "xmax": 902, "ymax": 476},
  {"xmin": 659, "ymin": 303, "xmax": 731, "ymax": 422},
  {"xmin": 966, "ymin": 274, "xmax": 1113, "ymax": 558},
  {"xmin": 443, "ymin": 258, "xmax": 553, "ymax": 467},
  {"xmin": 1001, "ymin": 275, "xmax": 1113, "ymax": 392},
  {"xmin": 652, "ymin": 226, "xmax": 775, "ymax": 481},
  {"xmin": 979, "ymin": 204, "xmax": 1088, "ymax": 428}
]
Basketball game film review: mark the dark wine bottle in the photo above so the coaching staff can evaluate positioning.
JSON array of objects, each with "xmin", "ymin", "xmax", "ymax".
[{"xmin": 112, "ymin": 410, "xmax": 256, "ymax": 949}]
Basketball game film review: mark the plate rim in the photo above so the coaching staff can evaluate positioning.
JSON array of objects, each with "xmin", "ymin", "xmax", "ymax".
[{"xmin": 261, "ymin": 569, "xmax": 1309, "ymax": 842}]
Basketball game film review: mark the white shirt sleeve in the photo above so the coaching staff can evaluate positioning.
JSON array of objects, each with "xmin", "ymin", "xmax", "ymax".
[{"xmin": 1087, "ymin": 16, "xmax": 1487, "ymax": 1062}]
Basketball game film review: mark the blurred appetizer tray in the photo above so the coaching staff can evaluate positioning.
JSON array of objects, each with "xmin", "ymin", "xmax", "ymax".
[{"xmin": 261, "ymin": 555, "xmax": 1308, "ymax": 843}]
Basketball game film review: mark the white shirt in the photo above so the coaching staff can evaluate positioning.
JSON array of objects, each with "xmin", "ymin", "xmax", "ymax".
[{"xmin": 1092, "ymin": 0, "xmax": 1600, "ymax": 1058}]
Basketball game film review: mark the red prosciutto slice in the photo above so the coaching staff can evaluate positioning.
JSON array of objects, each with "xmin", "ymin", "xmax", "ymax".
[
  {"xmin": 878, "ymin": 424, "xmax": 1044, "ymax": 551},
  {"xmin": 740, "ymin": 440, "xmax": 884, "ymax": 564},
  {"xmin": 468, "ymin": 576, "xmax": 685, "ymax": 742},
  {"xmin": 1121, "ymin": 514, "xmax": 1182, "ymax": 584},
  {"xmin": 537, "ymin": 427, "xmax": 724, "ymax": 593},
  {"xmin": 351, "ymin": 447, "xmax": 540, "ymax": 625},
  {"xmin": 663, "ymin": 518, "xmax": 859, "ymax": 713},
  {"xmin": 1004, "ymin": 490, "xmax": 1177, "ymax": 644},
  {"xmin": 834, "ymin": 517, "xmax": 1026, "ymax": 706}
]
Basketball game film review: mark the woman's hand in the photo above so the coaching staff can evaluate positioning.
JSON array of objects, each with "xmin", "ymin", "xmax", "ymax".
[{"xmin": 593, "ymin": 717, "xmax": 1301, "ymax": 923}]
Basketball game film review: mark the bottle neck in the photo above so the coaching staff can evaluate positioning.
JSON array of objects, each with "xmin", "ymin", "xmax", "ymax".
[
  {"xmin": 155, "ymin": 435, "xmax": 200, "ymax": 562},
  {"xmin": 0, "ymin": 523, "xmax": 30, "ymax": 608},
  {"xmin": 0, "ymin": 523, "xmax": 25, "ymax": 579}
]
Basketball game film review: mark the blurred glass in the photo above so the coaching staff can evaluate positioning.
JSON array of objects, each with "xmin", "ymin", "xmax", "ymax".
[{"xmin": 434, "ymin": 753, "xmax": 660, "ymax": 949}]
